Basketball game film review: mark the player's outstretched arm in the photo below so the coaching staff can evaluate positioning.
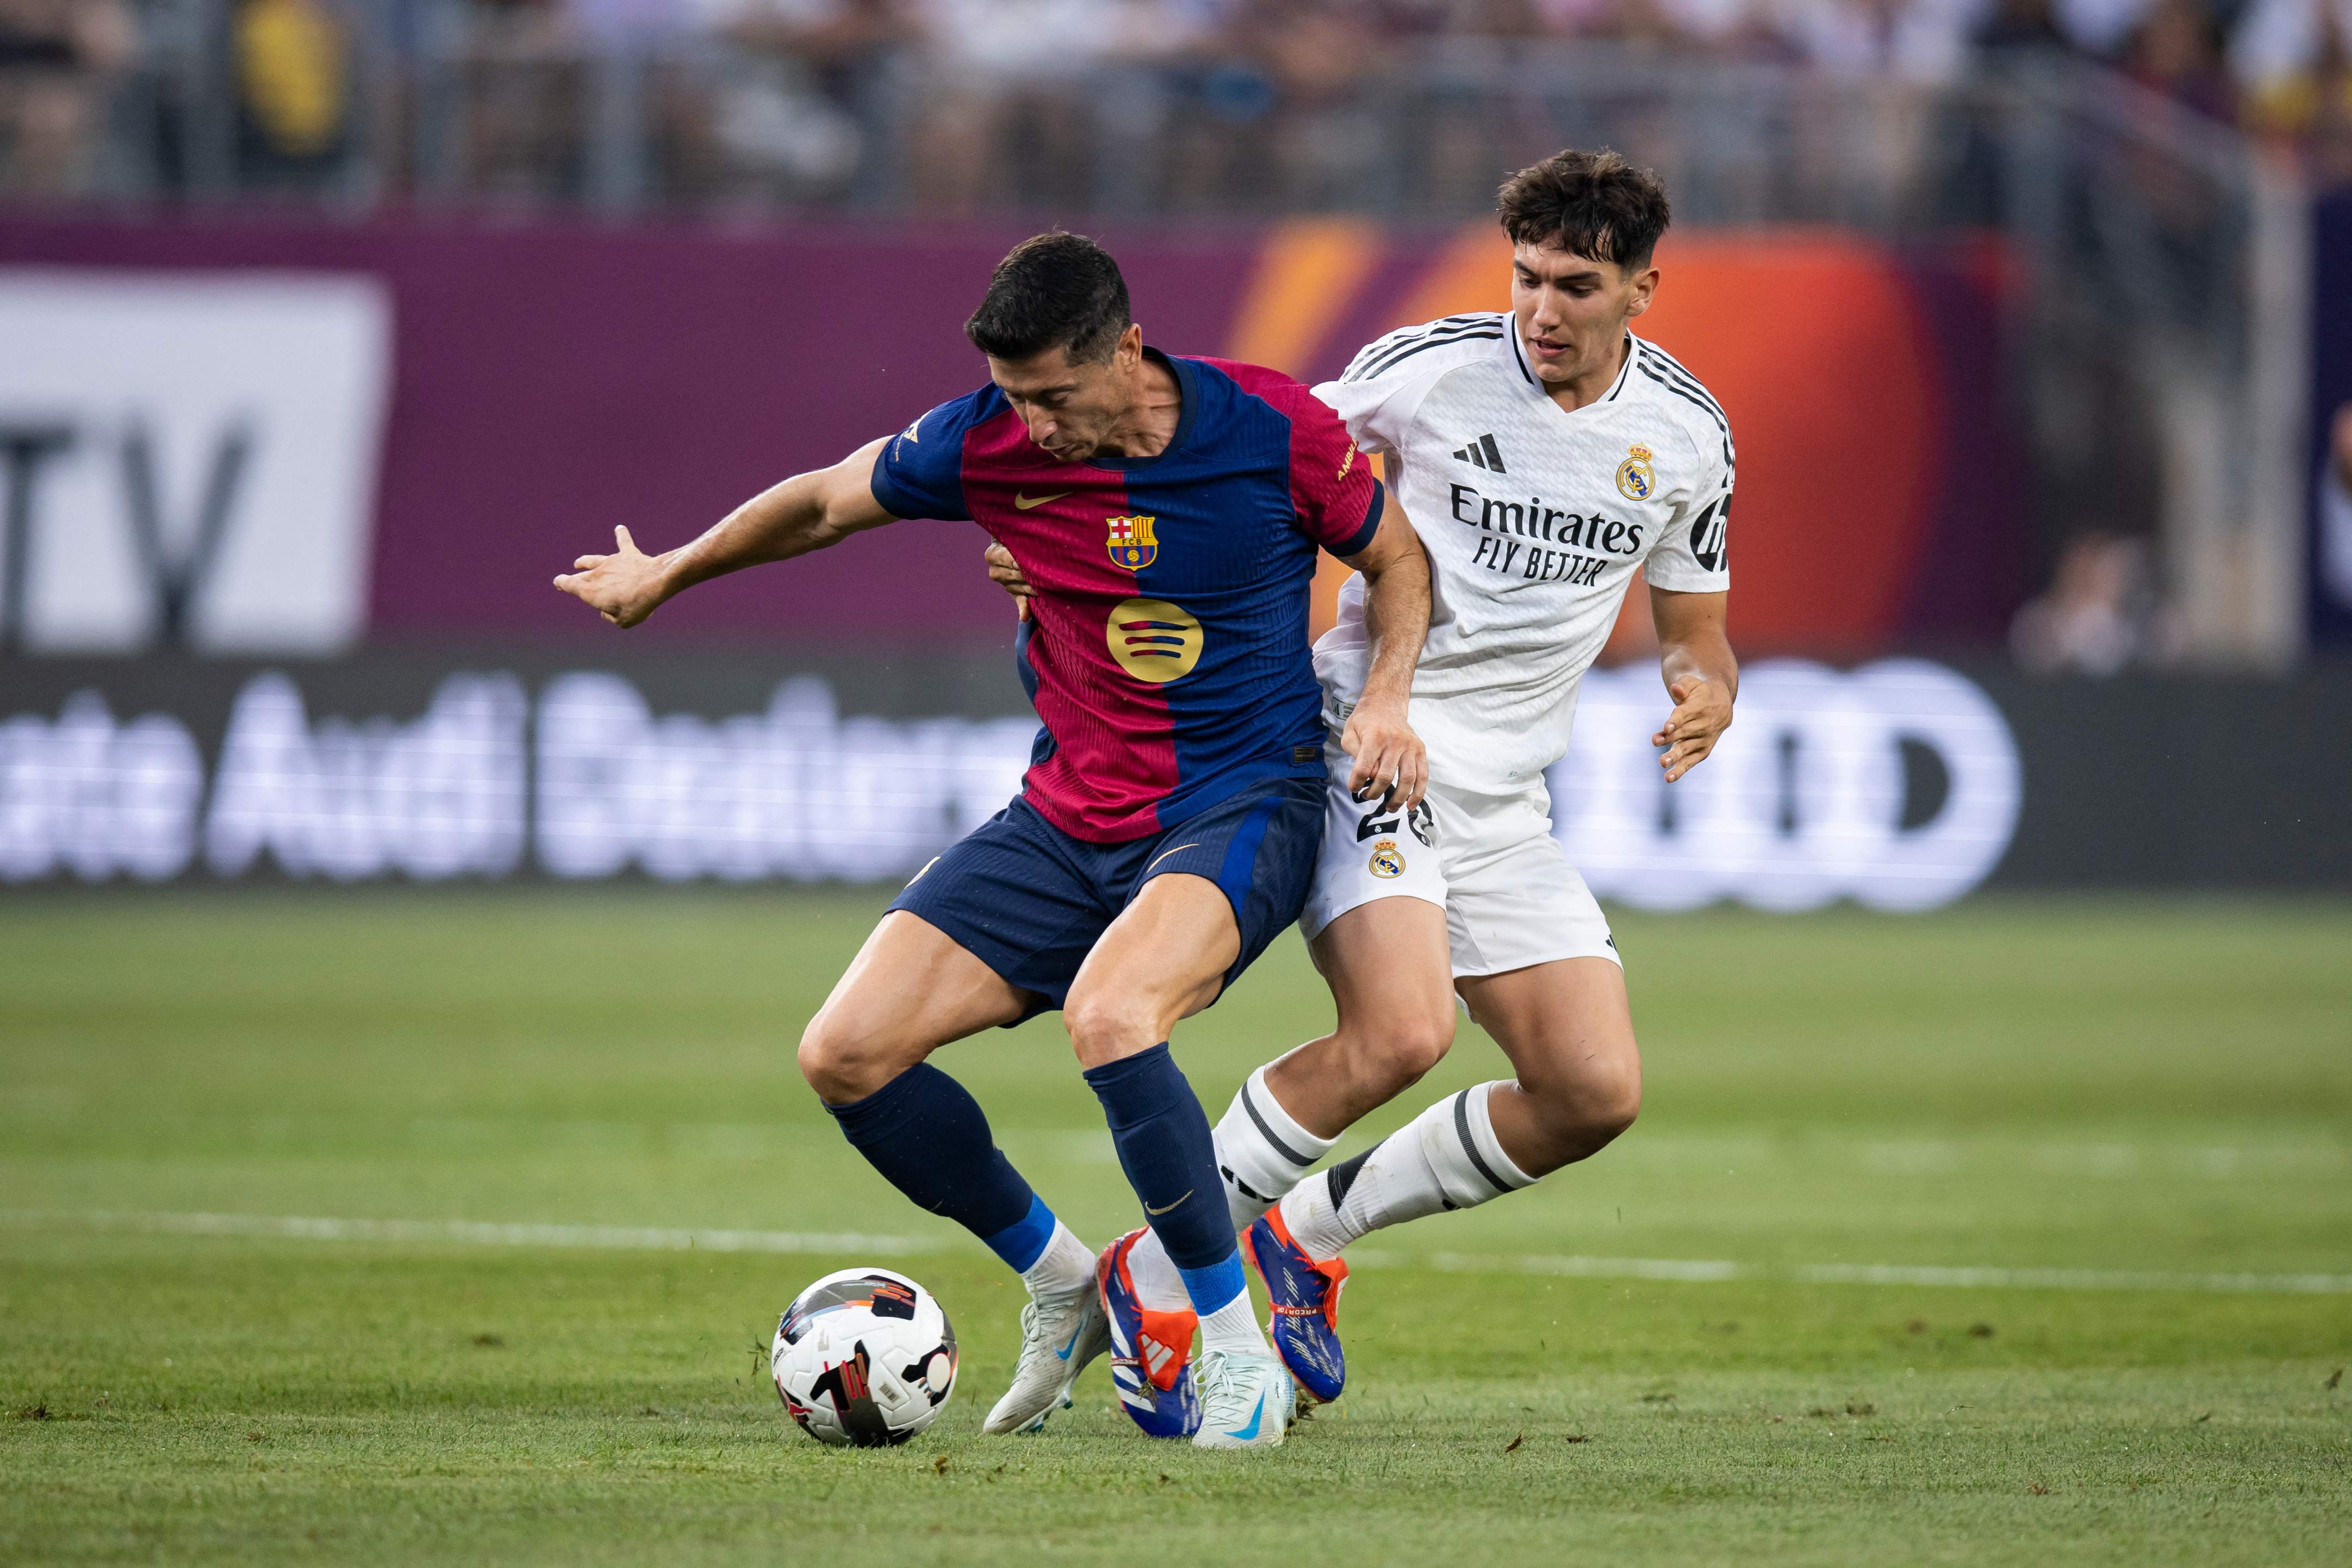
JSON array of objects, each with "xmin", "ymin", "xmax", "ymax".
[
  {"xmin": 553, "ymin": 437, "xmax": 896, "ymax": 629},
  {"xmin": 1340, "ymin": 492, "xmax": 1431, "ymax": 812},
  {"xmin": 1650, "ymin": 587, "xmax": 1737, "ymax": 782}
]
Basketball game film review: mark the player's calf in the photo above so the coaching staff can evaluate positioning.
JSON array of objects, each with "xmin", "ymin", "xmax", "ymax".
[{"xmin": 1262, "ymin": 1009, "xmax": 1456, "ymax": 1140}]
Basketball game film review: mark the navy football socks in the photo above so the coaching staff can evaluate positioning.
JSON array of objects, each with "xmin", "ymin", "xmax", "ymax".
[
  {"xmin": 825, "ymin": 1063, "xmax": 1055, "ymax": 1273},
  {"xmin": 1084, "ymin": 1043, "xmax": 1248, "ymax": 1313}
]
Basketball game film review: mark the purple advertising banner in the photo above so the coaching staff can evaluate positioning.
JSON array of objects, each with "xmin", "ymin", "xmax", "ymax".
[
  {"xmin": 2311, "ymin": 189, "xmax": 2352, "ymax": 648},
  {"xmin": 0, "ymin": 215, "xmax": 1266, "ymax": 646},
  {"xmin": 0, "ymin": 212, "xmax": 2028, "ymax": 654}
]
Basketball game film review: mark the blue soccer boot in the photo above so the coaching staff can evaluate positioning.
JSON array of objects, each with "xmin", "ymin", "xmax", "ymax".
[
  {"xmin": 1243, "ymin": 1206, "xmax": 1349, "ymax": 1406},
  {"xmin": 1098, "ymin": 1229, "xmax": 1204, "ymax": 1439}
]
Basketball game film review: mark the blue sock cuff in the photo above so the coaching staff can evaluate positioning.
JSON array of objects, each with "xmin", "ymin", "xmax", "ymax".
[
  {"xmin": 822, "ymin": 1068, "xmax": 921, "ymax": 1133},
  {"xmin": 1177, "ymin": 1253, "xmax": 1247, "ymax": 1315},
  {"xmin": 1077, "ymin": 1043, "xmax": 1171, "ymax": 1105},
  {"xmin": 981, "ymin": 1192, "xmax": 1057, "ymax": 1274}
]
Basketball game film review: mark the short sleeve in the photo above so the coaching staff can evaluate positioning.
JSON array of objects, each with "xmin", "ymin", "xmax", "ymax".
[
  {"xmin": 1642, "ymin": 427, "xmax": 1733, "ymax": 593},
  {"xmin": 1314, "ymin": 316, "xmax": 1489, "ymax": 457},
  {"xmin": 868, "ymin": 389, "xmax": 994, "ymax": 521},
  {"xmin": 1280, "ymin": 384, "xmax": 1383, "ymax": 556},
  {"xmin": 1313, "ymin": 373, "xmax": 1419, "ymax": 459}
]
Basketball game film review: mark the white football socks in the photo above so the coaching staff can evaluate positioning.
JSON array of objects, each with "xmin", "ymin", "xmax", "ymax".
[
  {"xmin": 1022, "ymin": 1217, "xmax": 1096, "ymax": 1300},
  {"xmin": 1198, "ymin": 1286, "xmax": 1272, "ymax": 1357},
  {"xmin": 1128, "ymin": 1232, "xmax": 1270, "ymax": 1355},
  {"xmin": 1123, "ymin": 1063, "xmax": 1339, "ymax": 1311},
  {"xmin": 1216, "ymin": 1063, "xmax": 1340, "ymax": 1229},
  {"xmin": 1124, "ymin": 1221, "xmax": 1191, "ymax": 1310},
  {"xmin": 1281, "ymin": 1081, "xmax": 1536, "ymax": 1260}
]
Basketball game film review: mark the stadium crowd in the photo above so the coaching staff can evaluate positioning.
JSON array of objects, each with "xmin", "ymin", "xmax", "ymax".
[{"xmin": 1, "ymin": 0, "xmax": 2347, "ymax": 199}]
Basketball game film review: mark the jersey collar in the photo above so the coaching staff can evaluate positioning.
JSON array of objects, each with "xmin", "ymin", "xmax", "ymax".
[{"xmin": 1508, "ymin": 327, "xmax": 1635, "ymax": 411}]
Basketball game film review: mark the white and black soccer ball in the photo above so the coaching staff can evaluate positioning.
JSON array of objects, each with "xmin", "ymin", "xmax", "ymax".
[{"xmin": 770, "ymin": 1267, "xmax": 958, "ymax": 1447}]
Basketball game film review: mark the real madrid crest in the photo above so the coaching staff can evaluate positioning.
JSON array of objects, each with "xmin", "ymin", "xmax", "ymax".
[
  {"xmin": 1106, "ymin": 514, "xmax": 1158, "ymax": 570},
  {"xmin": 1368, "ymin": 838, "xmax": 1405, "ymax": 879},
  {"xmin": 1615, "ymin": 443, "xmax": 1657, "ymax": 502}
]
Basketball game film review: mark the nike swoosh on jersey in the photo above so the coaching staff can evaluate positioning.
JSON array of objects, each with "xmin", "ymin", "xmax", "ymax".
[
  {"xmin": 1144, "ymin": 1190, "xmax": 1193, "ymax": 1216},
  {"xmin": 1013, "ymin": 492, "xmax": 1072, "ymax": 510}
]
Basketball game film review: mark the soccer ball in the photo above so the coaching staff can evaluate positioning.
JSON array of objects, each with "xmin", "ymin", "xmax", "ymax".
[{"xmin": 770, "ymin": 1266, "xmax": 959, "ymax": 1446}]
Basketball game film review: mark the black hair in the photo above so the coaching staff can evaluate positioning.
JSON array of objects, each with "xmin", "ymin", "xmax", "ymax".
[
  {"xmin": 1496, "ymin": 150, "xmax": 1672, "ymax": 270},
  {"xmin": 964, "ymin": 232, "xmax": 1133, "ymax": 364}
]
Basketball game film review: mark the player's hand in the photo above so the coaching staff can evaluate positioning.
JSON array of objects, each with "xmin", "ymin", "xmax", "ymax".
[
  {"xmin": 2331, "ymin": 403, "xmax": 2352, "ymax": 492},
  {"xmin": 1652, "ymin": 676, "xmax": 1732, "ymax": 782},
  {"xmin": 984, "ymin": 541, "xmax": 1034, "ymax": 624},
  {"xmin": 1341, "ymin": 695, "xmax": 1427, "ymax": 813},
  {"xmin": 553, "ymin": 526, "xmax": 671, "ymax": 629}
]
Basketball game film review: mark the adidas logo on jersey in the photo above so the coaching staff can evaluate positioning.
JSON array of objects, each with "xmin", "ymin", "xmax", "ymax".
[{"xmin": 1452, "ymin": 434, "xmax": 1508, "ymax": 474}]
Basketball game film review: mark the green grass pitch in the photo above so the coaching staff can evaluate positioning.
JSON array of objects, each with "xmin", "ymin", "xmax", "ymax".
[{"xmin": 3, "ymin": 890, "xmax": 2348, "ymax": 1565}]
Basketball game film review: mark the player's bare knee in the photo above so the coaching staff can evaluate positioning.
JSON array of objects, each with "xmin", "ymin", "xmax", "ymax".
[
  {"xmin": 1061, "ymin": 986, "xmax": 1160, "ymax": 1068},
  {"xmin": 1361, "ymin": 1009, "xmax": 1455, "ymax": 1094},
  {"xmin": 797, "ymin": 1010, "xmax": 901, "ymax": 1104},
  {"xmin": 1517, "ymin": 1051, "xmax": 1640, "ymax": 1153},
  {"xmin": 1585, "ymin": 1067, "xmax": 1642, "ymax": 1142},
  {"xmin": 1561, "ymin": 1057, "xmax": 1642, "ymax": 1144}
]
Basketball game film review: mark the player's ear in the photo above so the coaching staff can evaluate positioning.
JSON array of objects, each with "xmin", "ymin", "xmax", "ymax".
[
  {"xmin": 1625, "ymin": 264, "xmax": 1660, "ymax": 318},
  {"xmin": 1115, "ymin": 322, "xmax": 1143, "ymax": 369}
]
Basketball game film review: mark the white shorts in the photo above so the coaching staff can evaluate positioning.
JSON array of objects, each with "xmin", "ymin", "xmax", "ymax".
[{"xmin": 1297, "ymin": 746, "xmax": 1620, "ymax": 979}]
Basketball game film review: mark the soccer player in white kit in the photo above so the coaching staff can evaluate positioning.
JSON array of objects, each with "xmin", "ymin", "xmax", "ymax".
[{"xmin": 987, "ymin": 149, "xmax": 1740, "ymax": 1427}]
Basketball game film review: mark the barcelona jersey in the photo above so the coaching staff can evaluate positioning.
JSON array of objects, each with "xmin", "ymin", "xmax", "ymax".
[{"xmin": 870, "ymin": 351, "xmax": 1383, "ymax": 844}]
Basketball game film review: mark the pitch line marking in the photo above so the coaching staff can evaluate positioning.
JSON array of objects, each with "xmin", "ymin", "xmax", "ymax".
[
  {"xmin": 0, "ymin": 1209, "xmax": 932, "ymax": 1258},
  {"xmin": 5, "ymin": 1211, "xmax": 2348, "ymax": 1296},
  {"xmin": 1347, "ymin": 1249, "xmax": 2352, "ymax": 1296}
]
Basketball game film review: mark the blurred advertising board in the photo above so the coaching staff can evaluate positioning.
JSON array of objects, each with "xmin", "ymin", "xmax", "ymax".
[
  {"xmin": 0, "ymin": 271, "xmax": 391, "ymax": 655},
  {"xmin": 5, "ymin": 653, "xmax": 2346, "ymax": 898},
  {"xmin": 0, "ymin": 214, "xmax": 2027, "ymax": 658},
  {"xmin": 2312, "ymin": 187, "xmax": 2352, "ymax": 648}
]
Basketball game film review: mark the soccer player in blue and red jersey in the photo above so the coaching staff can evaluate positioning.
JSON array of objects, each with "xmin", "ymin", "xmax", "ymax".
[{"xmin": 555, "ymin": 234, "xmax": 1430, "ymax": 1451}]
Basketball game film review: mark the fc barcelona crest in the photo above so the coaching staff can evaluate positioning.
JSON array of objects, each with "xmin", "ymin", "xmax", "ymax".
[{"xmin": 1106, "ymin": 514, "xmax": 1158, "ymax": 571}]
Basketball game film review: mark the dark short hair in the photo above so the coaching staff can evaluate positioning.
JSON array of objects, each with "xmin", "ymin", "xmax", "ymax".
[
  {"xmin": 965, "ymin": 233, "xmax": 1132, "ymax": 364},
  {"xmin": 1496, "ymin": 150, "xmax": 1671, "ymax": 270}
]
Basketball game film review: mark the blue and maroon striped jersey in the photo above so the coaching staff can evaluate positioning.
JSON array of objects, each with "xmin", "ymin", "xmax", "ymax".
[{"xmin": 870, "ymin": 351, "xmax": 1383, "ymax": 843}]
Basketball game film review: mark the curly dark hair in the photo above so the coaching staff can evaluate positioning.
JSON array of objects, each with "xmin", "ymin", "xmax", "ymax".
[
  {"xmin": 1496, "ymin": 150, "xmax": 1672, "ymax": 270},
  {"xmin": 965, "ymin": 232, "xmax": 1133, "ymax": 364}
]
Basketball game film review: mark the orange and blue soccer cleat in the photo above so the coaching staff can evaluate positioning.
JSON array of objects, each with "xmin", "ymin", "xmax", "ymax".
[
  {"xmin": 1243, "ymin": 1206, "xmax": 1349, "ymax": 1405},
  {"xmin": 1097, "ymin": 1229, "xmax": 1203, "ymax": 1439}
]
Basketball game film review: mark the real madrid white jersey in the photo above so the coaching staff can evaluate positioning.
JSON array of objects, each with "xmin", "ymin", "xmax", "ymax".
[{"xmin": 1312, "ymin": 315, "xmax": 1733, "ymax": 793}]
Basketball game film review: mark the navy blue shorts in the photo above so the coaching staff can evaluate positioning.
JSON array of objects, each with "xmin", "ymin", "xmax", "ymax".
[{"xmin": 891, "ymin": 775, "xmax": 1324, "ymax": 1022}]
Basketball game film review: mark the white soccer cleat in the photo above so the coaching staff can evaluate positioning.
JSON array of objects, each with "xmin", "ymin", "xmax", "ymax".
[
  {"xmin": 1190, "ymin": 1348, "xmax": 1293, "ymax": 1451},
  {"xmin": 981, "ymin": 1278, "xmax": 1112, "ymax": 1435}
]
